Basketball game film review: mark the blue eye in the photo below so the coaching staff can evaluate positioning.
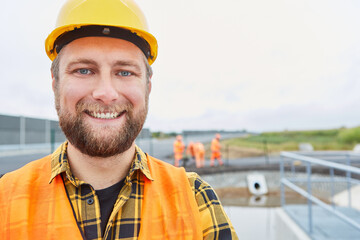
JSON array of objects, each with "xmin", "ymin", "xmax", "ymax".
[
  {"xmin": 78, "ymin": 69, "xmax": 91, "ymax": 75},
  {"xmin": 119, "ymin": 71, "xmax": 132, "ymax": 77}
]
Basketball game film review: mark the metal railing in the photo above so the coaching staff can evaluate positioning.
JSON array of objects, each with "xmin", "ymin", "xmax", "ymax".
[{"xmin": 280, "ymin": 151, "xmax": 360, "ymax": 234}]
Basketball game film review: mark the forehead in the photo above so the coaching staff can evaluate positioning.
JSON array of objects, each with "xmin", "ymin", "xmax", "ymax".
[{"xmin": 59, "ymin": 36, "xmax": 146, "ymax": 68}]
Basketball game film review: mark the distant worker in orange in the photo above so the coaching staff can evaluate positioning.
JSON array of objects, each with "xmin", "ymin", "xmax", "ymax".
[
  {"xmin": 173, "ymin": 135, "xmax": 185, "ymax": 167},
  {"xmin": 194, "ymin": 142, "xmax": 205, "ymax": 168},
  {"xmin": 211, "ymin": 133, "xmax": 224, "ymax": 167},
  {"xmin": 186, "ymin": 141, "xmax": 196, "ymax": 162}
]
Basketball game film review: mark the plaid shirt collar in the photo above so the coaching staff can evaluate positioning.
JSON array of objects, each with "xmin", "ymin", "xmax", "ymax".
[{"xmin": 49, "ymin": 141, "xmax": 153, "ymax": 186}]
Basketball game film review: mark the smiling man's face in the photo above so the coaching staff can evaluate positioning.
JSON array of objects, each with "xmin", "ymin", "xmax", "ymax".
[{"xmin": 53, "ymin": 36, "xmax": 151, "ymax": 157}]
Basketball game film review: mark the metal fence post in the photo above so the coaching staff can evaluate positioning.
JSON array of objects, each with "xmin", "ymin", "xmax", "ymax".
[
  {"xmin": 280, "ymin": 155, "xmax": 285, "ymax": 207},
  {"xmin": 307, "ymin": 162, "xmax": 313, "ymax": 234},
  {"xmin": 330, "ymin": 167, "xmax": 335, "ymax": 208},
  {"xmin": 291, "ymin": 161, "xmax": 295, "ymax": 174},
  {"xmin": 346, "ymin": 154, "xmax": 352, "ymax": 208}
]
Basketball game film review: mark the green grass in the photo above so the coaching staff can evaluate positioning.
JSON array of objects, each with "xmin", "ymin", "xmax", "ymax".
[
  {"xmin": 151, "ymin": 131, "xmax": 178, "ymax": 139},
  {"xmin": 223, "ymin": 128, "xmax": 359, "ymax": 153}
]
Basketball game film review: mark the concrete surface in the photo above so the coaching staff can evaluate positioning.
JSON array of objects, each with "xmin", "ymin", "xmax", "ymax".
[
  {"xmin": 285, "ymin": 205, "xmax": 360, "ymax": 239},
  {"xmin": 224, "ymin": 207, "xmax": 311, "ymax": 240},
  {"xmin": 334, "ymin": 185, "xmax": 360, "ymax": 211}
]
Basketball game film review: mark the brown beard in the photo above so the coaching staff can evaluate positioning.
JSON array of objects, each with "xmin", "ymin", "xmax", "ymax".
[{"xmin": 55, "ymin": 95, "xmax": 148, "ymax": 158}]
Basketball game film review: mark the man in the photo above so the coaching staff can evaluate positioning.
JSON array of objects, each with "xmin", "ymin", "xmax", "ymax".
[
  {"xmin": 186, "ymin": 141, "xmax": 196, "ymax": 162},
  {"xmin": 211, "ymin": 133, "xmax": 224, "ymax": 167},
  {"xmin": 194, "ymin": 142, "xmax": 205, "ymax": 168},
  {"xmin": 0, "ymin": 0, "xmax": 238, "ymax": 239},
  {"xmin": 186, "ymin": 141, "xmax": 195, "ymax": 160},
  {"xmin": 173, "ymin": 135, "xmax": 185, "ymax": 167}
]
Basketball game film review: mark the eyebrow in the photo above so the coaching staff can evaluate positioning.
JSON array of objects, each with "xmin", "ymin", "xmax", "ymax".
[
  {"xmin": 65, "ymin": 59, "xmax": 142, "ymax": 72},
  {"xmin": 113, "ymin": 60, "xmax": 142, "ymax": 72},
  {"xmin": 65, "ymin": 58, "xmax": 99, "ymax": 70}
]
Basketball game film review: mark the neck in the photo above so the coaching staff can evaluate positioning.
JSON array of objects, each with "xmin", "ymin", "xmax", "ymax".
[{"xmin": 67, "ymin": 142, "xmax": 135, "ymax": 190}]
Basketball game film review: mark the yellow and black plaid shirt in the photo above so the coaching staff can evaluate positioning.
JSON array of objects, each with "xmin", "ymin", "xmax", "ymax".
[{"xmin": 49, "ymin": 142, "xmax": 238, "ymax": 240}]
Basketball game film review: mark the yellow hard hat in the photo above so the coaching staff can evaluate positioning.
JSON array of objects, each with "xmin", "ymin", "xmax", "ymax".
[{"xmin": 45, "ymin": 0, "xmax": 158, "ymax": 65}]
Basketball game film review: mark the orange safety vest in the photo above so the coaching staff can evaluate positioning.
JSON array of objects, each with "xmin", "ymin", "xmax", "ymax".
[
  {"xmin": 186, "ymin": 142, "xmax": 195, "ymax": 157},
  {"xmin": 173, "ymin": 140, "xmax": 185, "ymax": 154},
  {"xmin": 211, "ymin": 138, "xmax": 221, "ymax": 152},
  {"xmin": 194, "ymin": 143, "xmax": 205, "ymax": 154},
  {"xmin": 0, "ymin": 155, "xmax": 202, "ymax": 240}
]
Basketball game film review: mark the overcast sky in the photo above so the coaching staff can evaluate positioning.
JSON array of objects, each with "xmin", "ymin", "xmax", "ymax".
[{"xmin": 1, "ymin": 0, "xmax": 359, "ymax": 132}]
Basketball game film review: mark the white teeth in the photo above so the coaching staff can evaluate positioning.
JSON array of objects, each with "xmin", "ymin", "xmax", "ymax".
[{"xmin": 90, "ymin": 111, "xmax": 120, "ymax": 119}]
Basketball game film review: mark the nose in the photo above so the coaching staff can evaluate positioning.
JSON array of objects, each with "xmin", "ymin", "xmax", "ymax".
[{"xmin": 92, "ymin": 74, "xmax": 119, "ymax": 105}]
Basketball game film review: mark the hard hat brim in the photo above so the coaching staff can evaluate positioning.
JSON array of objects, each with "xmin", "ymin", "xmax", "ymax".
[{"xmin": 45, "ymin": 24, "xmax": 158, "ymax": 65}]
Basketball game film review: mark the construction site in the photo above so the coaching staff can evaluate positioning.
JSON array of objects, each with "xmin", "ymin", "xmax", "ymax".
[{"xmin": 1, "ymin": 114, "xmax": 360, "ymax": 239}]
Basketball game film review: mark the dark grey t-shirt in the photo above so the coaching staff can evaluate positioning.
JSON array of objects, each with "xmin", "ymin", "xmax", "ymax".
[{"xmin": 95, "ymin": 179, "xmax": 125, "ymax": 236}]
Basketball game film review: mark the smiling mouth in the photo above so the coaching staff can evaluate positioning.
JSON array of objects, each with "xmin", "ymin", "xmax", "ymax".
[{"xmin": 85, "ymin": 110, "xmax": 125, "ymax": 119}]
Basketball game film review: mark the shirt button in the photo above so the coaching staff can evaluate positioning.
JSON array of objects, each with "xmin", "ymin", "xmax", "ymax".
[{"xmin": 87, "ymin": 198, "xmax": 94, "ymax": 205}]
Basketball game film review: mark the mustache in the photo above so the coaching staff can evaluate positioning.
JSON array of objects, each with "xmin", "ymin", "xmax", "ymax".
[{"xmin": 75, "ymin": 100, "xmax": 133, "ymax": 114}]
